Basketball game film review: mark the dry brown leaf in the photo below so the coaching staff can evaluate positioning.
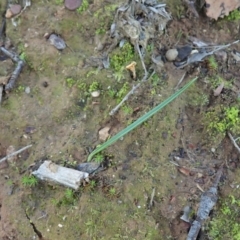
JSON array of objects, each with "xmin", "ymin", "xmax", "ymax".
[
  {"xmin": 98, "ymin": 126, "xmax": 111, "ymax": 141},
  {"xmin": 213, "ymin": 82, "xmax": 224, "ymax": 96},
  {"xmin": 205, "ymin": 0, "xmax": 240, "ymax": 20},
  {"xmin": 178, "ymin": 166, "xmax": 191, "ymax": 176}
]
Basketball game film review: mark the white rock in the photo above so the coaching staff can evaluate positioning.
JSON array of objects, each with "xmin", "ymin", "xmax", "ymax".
[
  {"xmin": 25, "ymin": 86, "xmax": 30, "ymax": 94},
  {"xmin": 91, "ymin": 91, "xmax": 100, "ymax": 97},
  {"xmin": 166, "ymin": 49, "xmax": 178, "ymax": 61}
]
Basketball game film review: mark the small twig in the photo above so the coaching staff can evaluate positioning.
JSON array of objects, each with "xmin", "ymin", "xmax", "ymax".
[
  {"xmin": 178, "ymin": 40, "xmax": 239, "ymax": 68},
  {"xmin": 196, "ymin": 183, "xmax": 204, "ymax": 193},
  {"xmin": 148, "ymin": 187, "xmax": 155, "ymax": 210},
  {"xmin": 234, "ymin": 137, "xmax": 240, "ymax": 142},
  {"xmin": 180, "ymin": 136, "xmax": 195, "ymax": 162},
  {"xmin": 135, "ymin": 43, "xmax": 148, "ymax": 78},
  {"xmin": 0, "ymin": 85, "xmax": 3, "ymax": 104},
  {"xmin": 227, "ymin": 131, "xmax": 240, "ymax": 154},
  {"xmin": 169, "ymin": 160, "xmax": 180, "ymax": 166},
  {"xmin": 174, "ymin": 72, "xmax": 186, "ymax": 90},
  {"xmin": 109, "ymin": 71, "xmax": 155, "ymax": 115},
  {"xmin": 0, "ymin": 144, "xmax": 32, "ymax": 163}
]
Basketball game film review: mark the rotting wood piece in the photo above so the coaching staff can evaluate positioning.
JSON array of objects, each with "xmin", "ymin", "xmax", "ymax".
[
  {"xmin": 186, "ymin": 165, "xmax": 223, "ymax": 240},
  {"xmin": 32, "ymin": 160, "xmax": 89, "ymax": 190}
]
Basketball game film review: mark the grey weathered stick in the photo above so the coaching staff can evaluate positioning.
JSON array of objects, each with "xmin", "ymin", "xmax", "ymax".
[
  {"xmin": 5, "ymin": 59, "xmax": 25, "ymax": 91},
  {"xmin": 187, "ymin": 165, "xmax": 223, "ymax": 240},
  {"xmin": 109, "ymin": 71, "xmax": 155, "ymax": 115},
  {"xmin": 228, "ymin": 131, "xmax": 240, "ymax": 154},
  {"xmin": 0, "ymin": 144, "xmax": 32, "ymax": 163},
  {"xmin": 135, "ymin": 43, "xmax": 148, "ymax": 78},
  {"xmin": 174, "ymin": 72, "xmax": 186, "ymax": 90},
  {"xmin": 0, "ymin": 85, "xmax": 3, "ymax": 104},
  {"xmin": 0, "ymin": 47, "xmax": 19, "ymax": 62},
  {"xmin": 148, "ymin": 187, "xmax": 155, "ymax": 210},
  {"xmin": 177, "ymin": 40, "xmax": 239, "ymax": 68}
]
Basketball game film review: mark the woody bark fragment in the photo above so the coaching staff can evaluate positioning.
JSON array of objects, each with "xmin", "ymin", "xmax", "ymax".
[
  {"xmin": 187, "ymin": 165, "xmax": 223, "ymax": 240},
  {"xmin": 32, "ymin": 160, "xmax": 89, "ymax": 190}
]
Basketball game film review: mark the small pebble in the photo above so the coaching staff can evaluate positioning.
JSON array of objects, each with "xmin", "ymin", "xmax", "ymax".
[
  {"xmin": 5, "ymin": 5, "xmax": 22, "ymax": 18},
  {"xmin": 166, "ymin": 49, "xmax": 178, "ymax": 61},
  {"xmin": 91, "ymin": 91, "xmax": 100, "ymax": 98},
  {"xmin": 5, "ymin": 9, "xmax": 13, "ymax": 18},
  {"xmin": 65, "ymin": 0, "xmax": 82, "ymax": 10},
  {"xmin": 25, "ymin": 86, "xmax": 30, "ymax": 94},
  {"xmin": 48, "ymin": 33, "xmax": 66, "ymax": 50}
]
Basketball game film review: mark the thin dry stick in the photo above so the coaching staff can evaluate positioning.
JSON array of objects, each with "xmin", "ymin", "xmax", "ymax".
[
  {"xmin": 148, "ymin": 187, "xmax": 155, "ymax": 210},
  {"xmin": 135, "ymin": 43, "xmax": 148, "ymax": 77},
  {"xmin": 109, "ymin": 71, "xmax": 155, "ymax": 115},
  {"xmin": 109, "ymin": 41, "xmax": 150, "ymax": 115},
  {"xmin": 0, "ymin": 144, "xmax": 32, "ymax": 163},
  {"xmin": 174, "ymin": 72, "xmax": 186, "ymax": 90},
  {"xmin": 228, "ymin": 131, "xmax": 240, "ymax": 153},
  {"xmin": 0, "ymin": 85, "xmax": 3, "ymax": 104}
]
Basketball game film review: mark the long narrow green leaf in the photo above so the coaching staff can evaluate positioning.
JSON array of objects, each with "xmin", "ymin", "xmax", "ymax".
[{"xmin": 87, "ymin": 77, "xmax": 197, "ymax": 161}]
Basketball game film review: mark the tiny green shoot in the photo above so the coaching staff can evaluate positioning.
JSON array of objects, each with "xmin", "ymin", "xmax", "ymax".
[{"xmin": 21, "ymin": 175, "xmax": 38, "ymax": 187}]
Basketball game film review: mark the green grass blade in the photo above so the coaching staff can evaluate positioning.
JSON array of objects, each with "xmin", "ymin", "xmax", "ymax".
[{"xmin": 87, "ymin": 77, "xmax": 198, "ymax": 161}]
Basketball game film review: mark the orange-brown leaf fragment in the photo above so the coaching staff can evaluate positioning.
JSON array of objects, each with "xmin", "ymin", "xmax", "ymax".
[{"xmin": 178, "ymin": 166, "xmax": 191, "ymax": 176}]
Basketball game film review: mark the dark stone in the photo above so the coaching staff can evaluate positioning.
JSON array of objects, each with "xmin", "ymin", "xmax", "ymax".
[
  {"xmin": 177, "ymin": 45, "xmax": 192, "ymax": 61},
  {"xmin": 42, "ymin": 81, "xmax": 49, "ymax": 87},
  {"xmin": 48, "ymin": 33, "xmax": 66, "ymax": 50},
  {"xmin": 76, "ymin": 162, "xmax": 100, "ymax": 174}
]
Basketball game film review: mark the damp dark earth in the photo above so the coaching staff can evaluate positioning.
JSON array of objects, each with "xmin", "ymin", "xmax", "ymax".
[{"xmin": 1, "ymin": 0, "xmax": 240, "ymax": 240}]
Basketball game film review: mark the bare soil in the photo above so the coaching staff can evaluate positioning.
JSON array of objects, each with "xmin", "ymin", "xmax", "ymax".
[{"xmin": 0, "ymin": 0, "xmax": 240, "ymax": 239}]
